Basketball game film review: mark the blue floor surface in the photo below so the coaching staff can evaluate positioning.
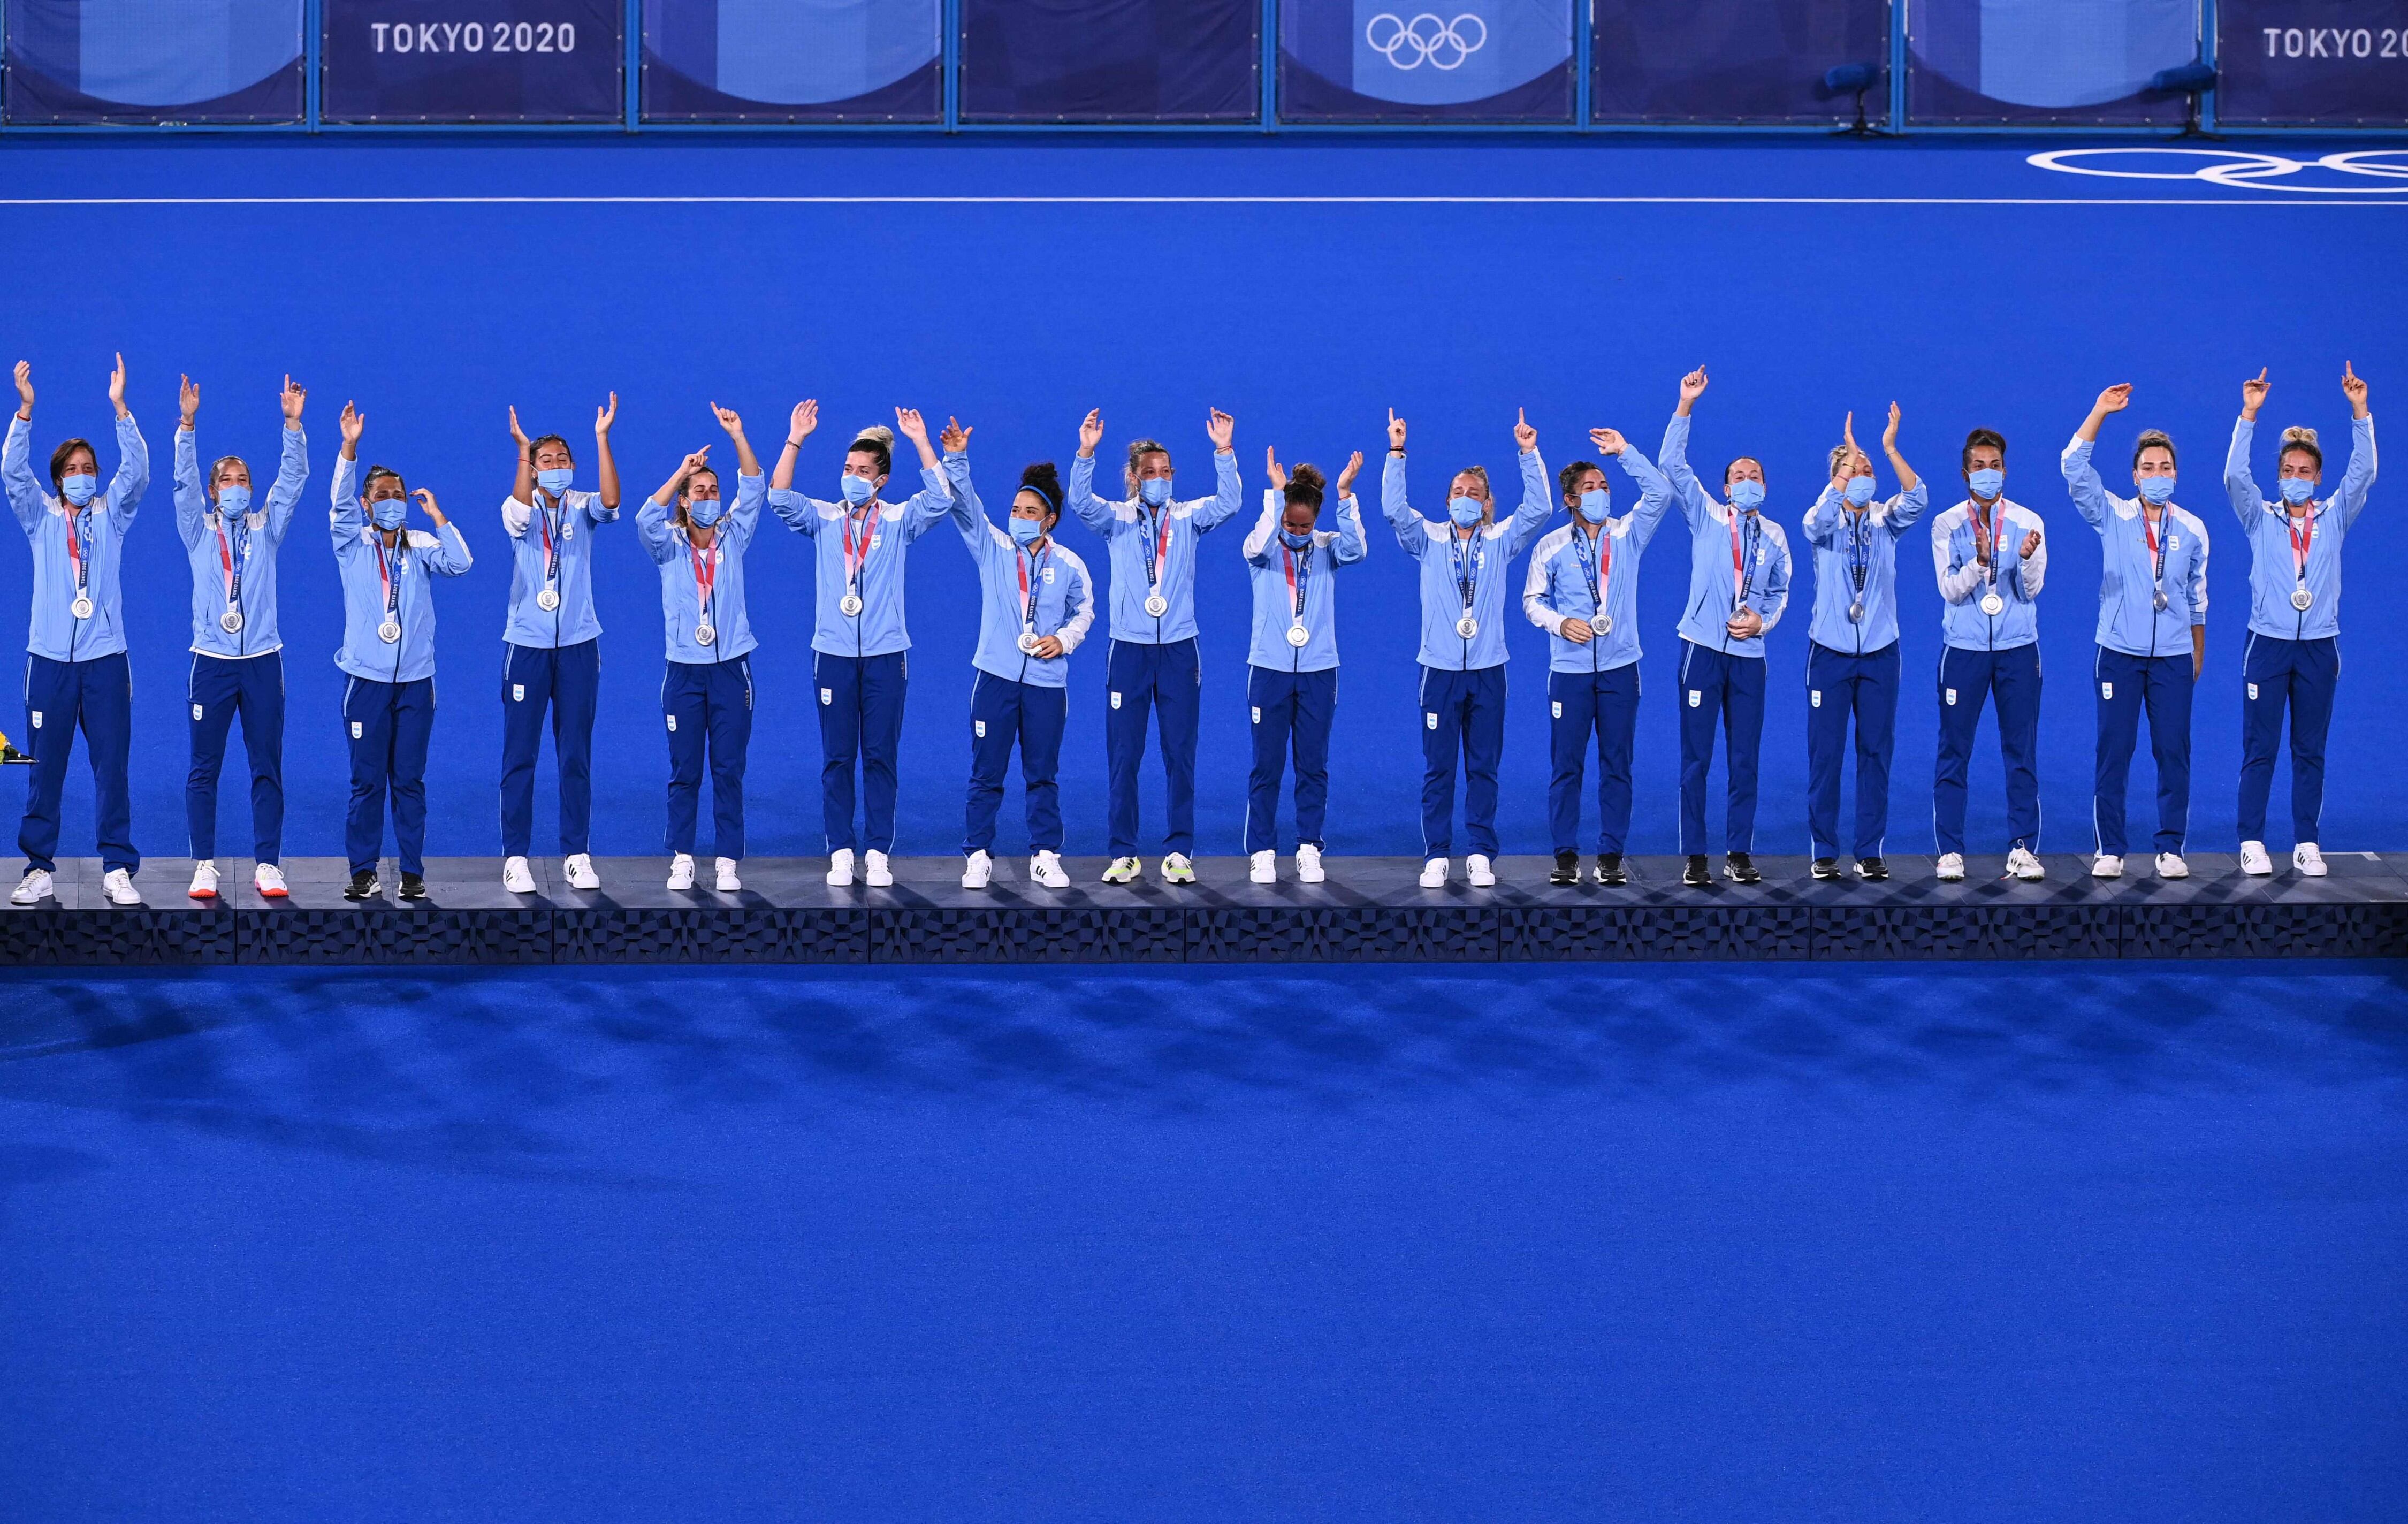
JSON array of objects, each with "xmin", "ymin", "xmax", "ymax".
[{"xmin": 3, "ymin": 962, "xmax": 2406, "ymax": 1520}]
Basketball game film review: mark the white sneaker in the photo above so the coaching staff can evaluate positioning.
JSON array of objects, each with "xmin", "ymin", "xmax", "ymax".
[
  {"xmin": 1030, "ymin": 849, "xmax": 1069, "ymax": 889},
  {"xmin": 11, "ymin": 867, "xmax": 52, "ymax": 905},
  {"xmin": 1296, "ymin": 843, "xmax": 1325, "ymax": 884},
  {"xmin": 1419, "ymin": 857, "xmax": 1449, "ymax": 888},
  {"xmin": 563, "ymin": 852, "xmax": 600, "ymax": 890},
  {"xmin": 188, "ymin": 860, "xmax": 220, "ymax": 900},
  {"xmin": 2295, "ymin": 842, "xmax": 2328, "ymax": 877},
  {"xmin": 962, "ymin": 850, "xmax": 993, "ymax": 889},
  {"xmin": 102, "ymin": 868, "xmax": 142, "ymax": 906},
  {"xmin": 667, "ymin": 852, "xmax": 696, "ymax": 890},
  {"xmin": 825, "ymin": 848, "xmax": 856, "ymax": 887},
  {"xmin": 2238, "ymin": 841, "xmax": 2273, "ymax": 876},
  {"xmin": 864, "ymin": 849, "xmax": 894, "ymax": 888},
  {"xmin": 1101, "ymin": 856, "xmax": 1141, "ymax": 884},
  {"xmin": 2155, "ymin": 852, "xmax": 2190, "ymax": 880},
  {"xmin": 1935, "ymin": 851, "xmax": 1967, "ymax": 881},
  {"xmin": 254, "ymin": 862, "xmax": 288, "ymax": 898},
  {"xmin": 2007, "ymin": 847, "xmax": 2045, "ymax": 881},
  {"xmin": 1466, "ymin": 854, "xmax": 1496, "ymax": 888},
  {"xmin": 1248, "ymin": 849, "xmax": 1276, "ymax": 885},
  {"xmin": 2092, "ymin": 854, "xmax": 2124, "ymax": 880},
  {"xmin": 503, "ymin": 855, "xmax": 537, "ymax": 894},
  {"xmin": 715, "ymin": 857, "xmax": 742, "ymax": 892},
  {"xmin": 1160, "ymin": 853, "xmax": 1195, "ymax": 885}
]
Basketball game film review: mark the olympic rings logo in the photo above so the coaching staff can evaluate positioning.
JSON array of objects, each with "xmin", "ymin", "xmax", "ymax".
[
  {"xmin": 2028, "ymin": 148, "xmax": 2408, "ymax": 194},
  {"xmin": 1365, "ymin": 12, "xmax": 1488, "ymax": 71}
]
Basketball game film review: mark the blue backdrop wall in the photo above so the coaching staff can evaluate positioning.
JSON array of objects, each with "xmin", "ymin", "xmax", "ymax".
[{"xmin": 0, "ymin": 138, "xmax": 2400, "ymax": 865}]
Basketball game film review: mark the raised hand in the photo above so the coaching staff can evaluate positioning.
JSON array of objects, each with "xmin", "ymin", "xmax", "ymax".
[
  {"xmin": 1679, "ymin": 367, "xmax": 1709, "ymax": 404},
  {"xmin": 2021, "ymin": 529, "xmax": 2042, "ymax": 559},
  {"xmin": 1386, "ymin": 408, "xmax": 1407, "ymax": 451},
  {"xmin": 1078, "ymin": 408, "xmax": 1105, "ymax": 457},
  {"xmin": 2343, "ymin": 361, "xmax": 2369, "ymax": 417},
  {"xmin": 1513, "ymin": 408, "xmax": 1537, "ymax": 454},
  {"xmin": 938, "ymin": 416, "xmax": 972, "ymax": 453},
  {"xmin": 412, "ymin": 486, "xmax": 443, "ymax": 524},
  {"xmin": 787, "ymin": 398, "xmax": 818, "ymax": 446},
  {"xmin": 1264, "ymin": 446, "xmax": 1287, "ymax": 492},
  {"xmin": 894, "ymin": 406, "xmax": 931, "ymax": 446},
  {"xmin": 1335, "ymin": 449, "xmax": 1363, "ymax": 497},
  {"xmin": 2095, "ymin": 383, "xmax": 2133, "ymax": 415},
  {"xmin": 508, "ymin": 405, "xmax": 530, "ymax": 447},
  {"xmin": 711, "ymin": 401, "xmax": 744, "ymax": 437},
  {"xmin": 107, "ymin": 352, "xmax": 127, "ymax": 417},
  {"xmin": 1842, "ymin": 410, "xmax": 1858, "ymax": 456},
  {"xmin": 1881, "ymin": 401, "xmax": 1901, "ymax": 453},
  {"xmin": 281, "ymin": 374, "xmax": 306, "ymax": 423},
  {"xmin": 339, "ymin": 400, "xmax": 365, "ymax": 448},
  {"xmin": 11, "ymin": 361, "xmax": 31, "ymax": 416},
  {"xmin": 2241, "ymin": 368, "xmax": 2270, "ymax": 420},
  {"xmin": 595, "ymin": 392, "xmax": 618, "ymax": 436},
  {"xmin": 1588, "ymin": 426, "xmax": 1627, "ymax": 456},
  {"xmin": 179, "ymin": 375, "xmax": 200, "ymax": 428},
  {"xmin": 1206, "ymin": 408, "xmax": 1235, "ymax": 452},
  {"xmin": 675, "ymin": 446, "xmax": 711, "ymax": 484}
]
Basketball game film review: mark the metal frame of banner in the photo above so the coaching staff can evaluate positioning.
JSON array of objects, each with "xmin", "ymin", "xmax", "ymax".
[{"xmin": 0, "ymin": 0, "xmax": 2395, "ymax": 135}]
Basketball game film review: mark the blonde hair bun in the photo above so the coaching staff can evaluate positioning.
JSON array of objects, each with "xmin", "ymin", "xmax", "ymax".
[
  {"xmin": 2281, "ymin": 425, "xmax": 2320, "ymax": 448},
  {"xmin": 855, "ymin": 425, "xmax": 896, "ymax": 448}
]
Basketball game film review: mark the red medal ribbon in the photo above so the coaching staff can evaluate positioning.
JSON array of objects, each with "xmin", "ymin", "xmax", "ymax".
[
  {"xmin": 688, "ymin": 537, "xmax": 718, "ymax": 619},
  {"xmin": 2287, "ymin": 505, "xmax": 2315, "ymax": 578},
  {"xmin": 1143, "ymin": 506, "xmax": 1171, "ymax": 589},
  {"xmin": 1726, "ymin": 506, "xmax": 1757, "ymax": 604},
  {"xmin": 840, "ymin": 502, "xmax": 876, "ymax": 590},
  {"xmin": 1016, "ymin": 544, "xmax": 1048, "ymax": 629},
  {"xmin": 375, "ymin": 535, "xmax": 402, "ymax": 619},
  {"xmin": 1282, "ymin": 540, "xmax": 1311, "ymax": 620},
  {"xmin": 63, "ymin": 508, "xmax": 88, "ymax": 598}
]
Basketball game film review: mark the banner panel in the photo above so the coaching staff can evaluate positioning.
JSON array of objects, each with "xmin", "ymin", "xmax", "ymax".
[
  {"xmin": 1590, "ymin": 0, "xmax": 1887, "ymax": 123},
  {"xmin": 322, "ymin": 0, "xmax": 623, "ymax": 122},
  {"xmin": 4, "ymin": 0, "xmax": 302, "ymax": 123},
  {"xmin": 1280, "ymin": 0, "xmax": 1574, "ymax": 121},
  {"xmin": 643, "ymin": 0, "xmax": 941, "ymax": 120},
  {"xmin": 960, "ymin": 0, "xmax": 1258, "ymax": 121},
  {"xmin": 2216, "ymin": 0, "xmax": 2408, "ymax": 124},
  {"xmin": 1908, "ymin": 0, "xmax": 2199, "ymax": 123}
]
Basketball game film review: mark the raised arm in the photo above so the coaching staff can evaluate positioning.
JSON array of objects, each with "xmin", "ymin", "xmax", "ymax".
[
  {"xmin": 263, "ymin": 377, "xmax": 310, "ymax": 542},
  {"xmin": 1658, "ymin": 405, "xmax": 1714, "ymax": 532},
  {"xmin": 2062, "ymin": 383, "xmax": 2130, "ymax": 531},
  {"xmin": 330, "ymin": 402, "xmax": 367, "ymax": 548},
  {"xmin": 894, "ymin": 408, "xmax": 957, "ymax": 541},
  {"xmin": 1330, "ymin": 452, "xmax": 1368, "ymax": 566},
  {"xmin": 1503, "ymin": 413, "xmax": 1551, "ymax": 558},
  {"xmin": 1066, "ymin": 409, "xmax": 1115, "ymax": 534},
  {"xmin": 1379, "ymin": 410, "xmax": 1430, "ymax": 558},
  {"xmin": 415, "ymin": 490, "xmax": 473, "ymax": 577},
  {"xmin": 1241, "ymin": 480, "xmax": 1278, "ymax": 567},
  {"xmin": 938, "ymin": 418, "xmax": 987, "ymax": 551},
  {"xmin": 592, "ymin": 393, "xmax": 621, "ymax": 516},
  {"xmin": 2226, "ymin": 372, "xmax": 2268, "ymax": 527},
  {"xmin": 641, "ymin": 448, "xmax": 708, "ymax": 563},
  {"xmin": 172, "ymin": 376, "xmax": 207, "ymax": 550},
  {"xmin": 1596, "ymin": 431, "xmax": 1675, "ymax": 551},
  {"xmin": 1190, "ymin": 410, "xmax": 1244, "ymax": 532},
  {"xmin": 770, "ymin": 398, "xmax": 815, "ymax": 494},
  {"xmin": 1880, "ymin": 402, "xmax": 1925, "ymax": 531},
  {"xmin": 104, "ymin": 352, "xmax": 148, "ymax": 527},
  {"xmin": 2335, "ymin": 364, "xmax": 2378, "ymax": 530},
  {"xmin": 4, "ymin": 363, "xmax": 42, "ymax": 531}
]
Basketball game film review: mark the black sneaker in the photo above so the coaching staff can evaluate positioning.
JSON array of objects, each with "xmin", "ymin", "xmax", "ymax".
[
  {"xmin": 1811, "ymin": 857, "xmax": 1841, "ymax": 880},
  {"xmin": 342, "ymin": 870, "xmax": 379, "ymax": 901},
  {"xmin": 1596, "ymin": 853, "xmax": 1627, "ymax": 886},
  {"xmin": 398, "ymin": 873, "xmax": 428, "ymax": 901},
  {"xmin": 1725, "ymin": 852, "xmax": 1763, "ymax": 885},
  {"xmin": 1855, "ymin": 857, "xmax": 1889, "ymax": 881},
  {"xmin": 1682, "ymin": 855, "xmax": 1711, "ymax": 887},
  {"xmin": 1549, "ymin": 849, "xmax": 1580, "ymax": 886}
]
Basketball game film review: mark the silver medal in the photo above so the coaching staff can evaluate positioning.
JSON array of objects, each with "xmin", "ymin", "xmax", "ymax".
[
  {"xmin": 536, "ymin": 588, "xmax": 560, "ymax": 612},
  {"xmin": 1286, "ymin": 622, "xmax": 1309, "ymax": 648},
  {"xmin": 1847, "ymin": 601, "xmax": 1865, "ymax": 624},
  {"xmin": 220, "ymin": 608, "xmax": 244, "ymax": 634},
  {"xmin": 1980, "ymin": 592, "xmax": 2005, "ymax": 617},
  {"xmin": 1144, "ymin": 593, "xmax": 1168, "ymax": 618},
  {"xmin": 1456, "ymin": 614, "xmax": 1479, "ymax": 639},
  {"xmin": 695, "ymin": 623, "xmax": 717, "ymax": 647},
  {"xmin": 70, "ymin": 596, "xmax": 94, "ymax": 620},
  {"xmin": 377, "ymin": 620, "xmax": 402, "ymax": 644},
  {"xmin": 1597, "ymin": 613, "xmax": 1613, "ymax": 635},
  {"xmin": 1017, "ymin": 631, "xmax": 1042, "ymax": 654},
  {"xmin": 2291, "ymin": 586, "xmax": 2314, "ymax": 612},
  {"xmin": 839, "ymin": 593, "xmax": 864, "ymax": 618},
  {"xmin": 2152, "ymin": 589, "xmax": 2168, "ymax": 613}
]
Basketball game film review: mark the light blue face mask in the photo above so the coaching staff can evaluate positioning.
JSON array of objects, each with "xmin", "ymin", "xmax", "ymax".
[
  {"xmin": 2280, "ymin": 476, "xmax": 2316, "ymax": 505},
  {"xmin": 1967, "ymin": 468, "xmax": 2005, "ymax": 500},
  {"xmin": 685, "ymin": 497, "xmax": 725, "ymax": 528},
  {"xmin": 216, "ymin": 485, "xmax": 254, "ymax": 516},
  {"xmin": 1843, "ymin": 476, "xmax": 1877, "ymax": 508},
  {"xmin": 840, "ymin": 473, "xmax": 876, "ymax": 506},
  {"xmin": 1447, "ymin": 496, "xmax": 1483, "ymax": 528},
  {"xmin": 2136, "ymin": 475, "xmax": 2176, "ymax": 506},
  {"xmin": 1009, "ymin": 514, "xmax": 1045, "ymax": 546},
  {"xmin": 1728, "ymin": 478, "xmax": 1766, "ymax": 511},
  {"xmin": 1576, "ymin": 489, "xmax": 1610, "ymax": 522},
  {"xmin": 370, "ymin": 498, "xmax": 408, "ymax": 531},
  {"xmin": 1279, "ymin": 529, "xmax": 1313, "ymax": 551},
  {"xmin": 59, "ymin": 474, "xmax": 98, "ymax": 507},
  {"xmin": 536, "ymin": 467, "xmax": 574, "ymax": 498},
  {"xmin": 1139, "ymin": 477, "xmax": 1171, "ymax": 507}
]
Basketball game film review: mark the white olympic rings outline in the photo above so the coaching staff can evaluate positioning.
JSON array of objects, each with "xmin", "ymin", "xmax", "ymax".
[
  {"xmin": 2028, "ymin": 148, "xmax": 2408, "ymax": 194},
  {"xmin": 1365, "ymin": 11, "xmax": 1488, "ymax": 71}
]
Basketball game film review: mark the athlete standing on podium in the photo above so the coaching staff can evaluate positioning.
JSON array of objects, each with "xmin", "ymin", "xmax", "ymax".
[
  {"xmin": 1384, "ymin": 407, "xmax": 1552, "ymax": 890},
  {"xmin": 1069, "ymin": 407, "xmax": 1243, "ymax": 886},
  {"xmin": 497, "ymin": 398, "xmax": 620, "ymax": 896}
]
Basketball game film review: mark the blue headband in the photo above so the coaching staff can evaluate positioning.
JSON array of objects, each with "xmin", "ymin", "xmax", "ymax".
[{"xmin": 1021, "ymin": 479, "xmax": 1060, "ymax": 513}]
